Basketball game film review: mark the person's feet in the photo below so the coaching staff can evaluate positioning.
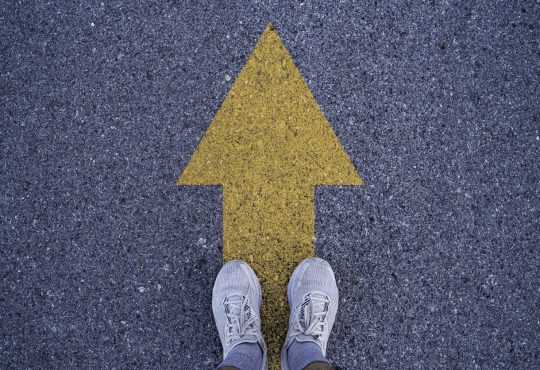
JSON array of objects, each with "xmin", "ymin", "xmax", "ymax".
[
  {"xmin": 281, "ymin": 257, "xmax": 338, "ymax": 370},
  {"xmin": 212, "ymin": 260, "xmax": 267, "ymax": 370}
]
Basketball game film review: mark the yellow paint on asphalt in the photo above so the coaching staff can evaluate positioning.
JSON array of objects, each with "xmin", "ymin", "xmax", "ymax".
[{"xmin": 179, "ymin": 23, "xmax": 362, "ymax": 369}]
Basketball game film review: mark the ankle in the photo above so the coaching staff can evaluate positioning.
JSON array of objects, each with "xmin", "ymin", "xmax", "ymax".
[
  {"xmin": 287, "ymin": 340, "xmax": 330, "ymax": 370},
  {"xmin": 217, "ymin": 342, "xmax": 263, "ymax": 370}
]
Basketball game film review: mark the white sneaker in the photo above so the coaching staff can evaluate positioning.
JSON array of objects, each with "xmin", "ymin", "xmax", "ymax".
[
  {"xmin": 281, "ymin": 257, "xmax": 339, "ymax": 370},
  {"xmin": 212, "ymin": 260, "xmax": 268, "ymax": 369}
]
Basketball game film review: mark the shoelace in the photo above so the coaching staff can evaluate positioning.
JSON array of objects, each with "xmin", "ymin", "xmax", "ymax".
[
  {"xmin": 223, "ymin": 292, "xmax": 259, "ymax": 348},
  {"xmin": 290, "ymin": 292, "xmax": 330, "ymax": 341}
]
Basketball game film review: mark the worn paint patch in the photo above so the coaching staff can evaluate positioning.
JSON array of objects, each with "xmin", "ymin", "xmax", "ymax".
[{"xmin": 179, "ymin": 23, "xmax": 362, "ymax": 369}]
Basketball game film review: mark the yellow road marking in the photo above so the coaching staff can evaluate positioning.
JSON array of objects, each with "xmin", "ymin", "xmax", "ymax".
[{"xmin": 179, "ymin": 23, "xmax": 362, "ymax": 369}]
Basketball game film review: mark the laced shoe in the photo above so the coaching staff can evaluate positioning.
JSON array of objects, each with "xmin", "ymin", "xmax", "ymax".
[
  {"xmin": 212, "ymin": 260, "xmax": 267, "ymax": 369},
  {"xmin": 281, "ymin": 257, "xmax": 339, "ymax": 370}
]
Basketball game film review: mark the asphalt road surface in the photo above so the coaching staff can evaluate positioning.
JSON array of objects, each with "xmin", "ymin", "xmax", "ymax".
[{"xmin": 2, "ymin": 1, "xmax": 539, "ymax": 369}]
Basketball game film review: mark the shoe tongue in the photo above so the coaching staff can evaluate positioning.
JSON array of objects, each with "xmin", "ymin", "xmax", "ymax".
[
  {"xmin": 294, "ymin": 334, "xmax": 319, "ymax": 344},
  {"xmin": 299, "ymin": 292, "xmax": 328, "ymax": 325}
]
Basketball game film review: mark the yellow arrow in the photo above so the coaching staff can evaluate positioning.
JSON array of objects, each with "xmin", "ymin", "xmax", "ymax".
[{"xmin": 179, "ymin": 23, "xmax": 362, "ymax": 369}]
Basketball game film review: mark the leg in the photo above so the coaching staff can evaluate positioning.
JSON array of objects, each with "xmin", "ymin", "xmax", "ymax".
[
  {"xmin": 213, "ymin": 260, "xmax": 268, "ymax": 370},
  {"xmin": 304, "ymin": 362, "xmax": 336, "ymax": 370},
  {"xmin": 281, "ymin": 257, "xmax": 339, "ymax": 370}
]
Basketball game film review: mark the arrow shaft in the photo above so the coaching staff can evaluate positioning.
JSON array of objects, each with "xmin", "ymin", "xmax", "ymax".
[{"xmin": 223, "ymin": 185, "xmax": 315, "ymax": 364}]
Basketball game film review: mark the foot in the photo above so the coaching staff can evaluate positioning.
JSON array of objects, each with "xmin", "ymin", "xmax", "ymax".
[
  {"xmin": 212, "ymin": 260, "xmax": 267, "ymax": 369},
  {"xmin": 281, "ymin": 257, "xmax": 339, "ymax": 370}
]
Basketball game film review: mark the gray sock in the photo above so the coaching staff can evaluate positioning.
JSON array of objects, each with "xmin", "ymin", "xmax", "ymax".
[
  {"xmin": 217, "ymin": 342, "xmax": 262, "ymax": 370},
  {"xmin": 287, "ymin": 340, "xmax": 330, "ymax": 370}
]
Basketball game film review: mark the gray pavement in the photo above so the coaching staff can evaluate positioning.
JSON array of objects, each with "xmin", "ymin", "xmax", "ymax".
[{"xmin": 1, "ymin": 0, "xmax": 539, "ymax": 369}]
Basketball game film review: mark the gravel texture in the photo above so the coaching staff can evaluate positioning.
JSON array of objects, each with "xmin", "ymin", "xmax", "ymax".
[{"xmin": 1, "ymin": 0, "xmax": 539, "ymax": 369}]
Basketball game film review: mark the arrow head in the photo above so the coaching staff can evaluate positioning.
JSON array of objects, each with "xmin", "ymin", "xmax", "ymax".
[{"xmin": 179, "ymin": 23, "xmax": 362, "ymax": 187}]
